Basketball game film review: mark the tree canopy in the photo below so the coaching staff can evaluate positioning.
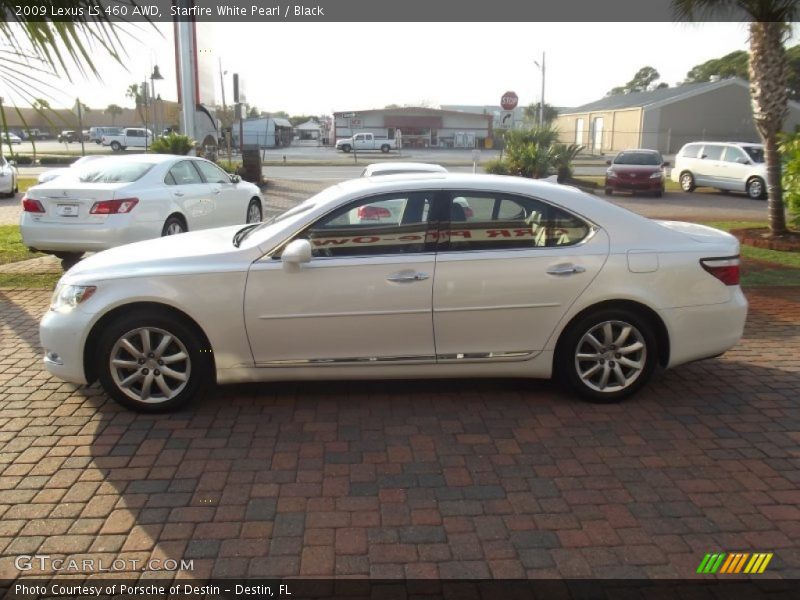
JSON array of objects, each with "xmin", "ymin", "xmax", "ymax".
[{"xmin": 607, "ymin": 66, "xmax": 664, "ymax": 96}]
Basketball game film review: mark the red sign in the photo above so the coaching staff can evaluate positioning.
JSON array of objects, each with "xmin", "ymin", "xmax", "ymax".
[{"xmin": 501, "ymin": 91, "xmax": 519, "ymax": 111}]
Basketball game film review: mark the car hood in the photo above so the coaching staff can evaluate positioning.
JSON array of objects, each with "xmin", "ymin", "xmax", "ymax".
[{"xmin": 63, "ymin": 225, "xmax": 260, "ymax": 283}]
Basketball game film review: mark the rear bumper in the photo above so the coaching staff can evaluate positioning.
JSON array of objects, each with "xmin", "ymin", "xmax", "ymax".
[
  {"xmin": 660, "ymin": 287, "xmax": 748, "ymax": 368},
  {"xmin": 20, "ymin": 215, "xmax": 159, "ymax": 252}
]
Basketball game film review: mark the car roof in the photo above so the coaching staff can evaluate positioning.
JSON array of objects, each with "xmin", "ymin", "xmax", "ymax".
[
  {"xmin": 617, "ymin": 149, "xmax": 660, "ymax": 153},
  {"xmin": 683, "ymin": 141, "xmax": 763, "ymax": 147},
  {"xmin": 363, "ymin": 162, "xmax": 448, "ymax": 174}
]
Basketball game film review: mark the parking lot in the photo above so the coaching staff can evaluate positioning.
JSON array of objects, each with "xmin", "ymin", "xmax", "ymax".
[{"xmin": 1, "ymin": 165, "xmax": 798, "ymax": 583}]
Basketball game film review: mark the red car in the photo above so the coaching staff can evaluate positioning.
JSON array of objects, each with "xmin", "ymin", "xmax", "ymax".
[{"xmin": 605, "ymin": 149, "xmax": 669, "ymax": 197}]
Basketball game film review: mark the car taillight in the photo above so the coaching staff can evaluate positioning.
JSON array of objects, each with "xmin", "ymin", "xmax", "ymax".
[
  {"xmin": 22, "ymin": 195, "xmax": 45, "ymax": 213},
  {"xmin": 700, "ymin": 257, "xmax": 740, "ymax": 286},
  {"xmin": 90, "ymin": 198, "xmax": 139, "ymax": 215}
]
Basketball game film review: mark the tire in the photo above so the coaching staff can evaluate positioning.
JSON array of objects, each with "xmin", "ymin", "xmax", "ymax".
[
  {"xmin": 162, "ymin": 215, "xmax": 187, "ymax": 236},
  {"xmin": 556, "ymin": 308, "xmax": 658, "ymax": 403},
  {"xmin": 679, "ymin": 171, "xmax": 695, "ymax": 192},
  {"xmin": 52, "ymin": 251, "xmax": 83, "ymax": 270},
  {"xmin": 341, "ymin": 144, "xmax": 351, "ymax": 153},
  {"xmin": 110, "ymin": 141, "xmax": 121, "ymax": 151},
  {"xmin": 380, "ymin": 144, "xmax": 390, "ymax": 153},
  {"xmin": 746, "ymin": 176, "xmax": 766, "ymax": 200},
  {"xmin": 246, "ymin": 198, "xmax": 262, "ymax": 224},
  {"xmin": 604, "ymin": 188, "xmax": 613, "ymax": 196},
  {"xmin": 653, "ymin": 189, "xmax": 663, "ymax": 198},
  {"xmin": 95, "ymin": 309, "xmax": 212, "ymax": 412}
]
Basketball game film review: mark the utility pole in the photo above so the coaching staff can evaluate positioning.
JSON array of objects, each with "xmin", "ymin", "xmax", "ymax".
[{"xmin": 535, "ymin": 52, "xmax": 546, "ymax": 128}]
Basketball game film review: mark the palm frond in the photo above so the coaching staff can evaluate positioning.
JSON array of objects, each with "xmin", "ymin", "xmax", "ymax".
[{"xmin": 672, "ymin": 0, "xmax": 798, "ymax": 22}]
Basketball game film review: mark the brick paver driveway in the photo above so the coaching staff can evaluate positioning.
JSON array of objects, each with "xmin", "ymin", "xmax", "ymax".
[{"xmin": 0, "ymin": 287, "xmax": 798, "ymax": 581}]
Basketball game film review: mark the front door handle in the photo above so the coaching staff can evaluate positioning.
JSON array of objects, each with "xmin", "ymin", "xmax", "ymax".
[
  {"xmin": 546, "ymin": 263, "xmax": 586, "ymax": 276},
  {"xmin": 173, "ymin": 191, "xmax": 185, "ymax": 197},
  {"xmin": 387, "ymin": 271, "xmax": 429, "ymax": 283}
]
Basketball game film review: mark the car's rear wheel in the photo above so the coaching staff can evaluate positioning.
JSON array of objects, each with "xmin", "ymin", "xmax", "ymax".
[
  {"xmin": 162, "ymin": 215, "xmax": 186, "ymax": 236},
  {"xmin": 110, "ymin": 141, "xmax": 121, "ymax": 151},
  {"xmin": 380, "ymin": 144, "xmax": 390, "ymax": 153},
  {"xmin": 679, "ymin": 171, "xmax": 695, "ymax": 192},
  {"xmin": 246, "ymin": 198, "xmax": 262, "ymax": 223},
  {"xmin": 53, "ymin": 251, "xmax": 83, "ymax": 270},
  {"xmin": 746, "ymin": 176, "xmax": 766, "ymax": 200},
  {"xmin": 96, "ymin": 310, "xmax": 212, "ymax": 412},
  {"xmin": 556, "ymin": 308, "xmax": 657, "ymax": 403}
]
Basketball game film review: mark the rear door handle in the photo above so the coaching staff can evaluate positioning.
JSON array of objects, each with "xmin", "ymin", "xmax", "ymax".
[
  {"xmin": 387, "ymin": 271, "xmax": 429, "ymax": 283},
  {"xmin": 173, "ymin": 191, "xmax": 184, "ymax": 197},
  {"xmin": 546, "ymin": 263, "xmax": 586, "ymax": 276}
]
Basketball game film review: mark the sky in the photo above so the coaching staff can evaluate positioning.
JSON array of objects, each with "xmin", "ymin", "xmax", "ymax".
[{"xmin": 3, "ymin": 22, "xmax": 798, "ymax": 116}]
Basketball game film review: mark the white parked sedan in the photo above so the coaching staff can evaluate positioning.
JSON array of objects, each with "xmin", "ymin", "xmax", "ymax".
[
  {"xmin": 40, "ymin": 173, "xmax": 747, "ymax": 412},
  {"xmin": 37, "ymin": 154, "xmax": 105, "ymax": 184},
  {"xmin": 0, "ymin": 155, "xmax": 18, "ymax": 197},
  {"xmin": 21, "ymin": 154, "xmax": 264, "ymax": 268}
]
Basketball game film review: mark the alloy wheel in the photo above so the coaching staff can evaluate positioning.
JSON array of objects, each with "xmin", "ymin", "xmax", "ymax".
[
  {"xmin": 574, "ymin": 320, "xmax": 647, "ymax": 393},
  {"xmin": 109, "ymin": 327, "xmax": 191, "ymax": 404}
]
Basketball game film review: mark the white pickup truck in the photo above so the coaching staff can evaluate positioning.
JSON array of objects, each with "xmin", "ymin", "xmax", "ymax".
[
  {"xmin": 335, "ymin": 132, "xmax": 397, "ymax": 153},
  {"xmin": 101, "ymin": 127, "xmax": 153, "ymax": 151}
]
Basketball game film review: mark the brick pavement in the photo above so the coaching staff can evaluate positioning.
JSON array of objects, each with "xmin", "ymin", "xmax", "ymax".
[{"xmin": 0, "ymin": 287, "xmax": 799, "ymax": 582}]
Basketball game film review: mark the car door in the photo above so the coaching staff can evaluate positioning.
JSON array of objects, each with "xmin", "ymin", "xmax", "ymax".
[
  {"xmin": 164, "ymin": 160, "xmax": 213, "ymax": 229},
  {"xmin": 193, "ymin": 159, "xmax": 243, "ymax": 225},
  {"xmin": 696, "ymin": 144, "xmax": 725, "ymax": 187},
  {"xmin": 244, "ymin": 190, "xmax": 438, "ymax": 364},
  {"xmin": 719, "ymin": 146, "xmax": 751, "ymax": 191},
  {"xmin": 354, "ymin": 134, "xmax": 370, "ymax": 151},
  {"xmin": 432, "ymin": 192, "xmax": 609, "ymax": 359}
]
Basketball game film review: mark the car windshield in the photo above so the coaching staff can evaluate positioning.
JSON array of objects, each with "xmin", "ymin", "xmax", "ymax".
[
  {"xmin": 742, "ymin": 146, "xmax": 765, "ymax": 163},
  {"xmin": 76, "ymin": 161, "xmax": 154, "ymax": 183},
  {"xmin": 613, "ymin": 152, "xmax": 661, "ymax": 165}
]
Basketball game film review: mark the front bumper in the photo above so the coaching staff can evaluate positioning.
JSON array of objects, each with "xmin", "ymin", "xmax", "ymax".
[
  {"xmin": 39, "ymin": 307, "xmax": 96, "ymax": 384},
  {"xmin": 605, "ymin": 176, "xmax": 664, "ymax": 192}
]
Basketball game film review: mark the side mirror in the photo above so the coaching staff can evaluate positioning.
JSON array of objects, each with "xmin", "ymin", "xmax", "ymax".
[
  {"xmin": 229, "ymin": 174, "xmax": 241, "ymax": 184},
  {"xmin": 737, "ymin": 157, "xmax": 750, "ymax": 165},
  {"xmin": 8, "ymin": 160, "xmax": 16, "ymax": 167},
  {"xmin": 281, "ymin": 239, "xmax": 312, "ymax": 271},
  {"xmin": 605, "ymin": 159, "xmax": 612, "ymax": 165},
  {"xmin": 662, "ymin": 161, "xmax": 670, "ymax": 167}
]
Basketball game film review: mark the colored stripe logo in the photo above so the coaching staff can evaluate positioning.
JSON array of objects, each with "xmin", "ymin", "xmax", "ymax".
[{"xmin": 697, "ymin": 552, "xmax": 773, "ymax": 574}]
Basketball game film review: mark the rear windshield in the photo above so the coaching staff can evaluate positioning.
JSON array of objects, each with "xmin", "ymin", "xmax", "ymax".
[
  {"xmin": 613, "ymin": 152, "xmax": 662, "ymax": 165},
  {"xmin": 77, "ymin": 162, "xmax": 154, "ymax": 183},
  {"xmin": 742, "ymin": 146, "xmax": 765, "ymax": 163}
]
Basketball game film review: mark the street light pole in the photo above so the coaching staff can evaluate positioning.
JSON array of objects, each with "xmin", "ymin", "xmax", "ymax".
[{"xmin": 534, "ymin": 52, "xmax": 546, "ymax": 128}]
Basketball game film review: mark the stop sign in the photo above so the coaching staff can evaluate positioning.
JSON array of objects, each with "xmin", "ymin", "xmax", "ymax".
[{"xmin": 501, "ymin": 91, "xmax": 519, "ymax": 110}]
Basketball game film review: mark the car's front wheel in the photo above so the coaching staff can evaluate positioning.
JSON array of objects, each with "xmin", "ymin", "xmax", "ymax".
[
  {"xmin": 246, "ymin": 198, "xmax": 262, "ymax": 223},
  {"xmin": 96, "ymin": 310, "xmax": 212, "ymax": 412},
  {"xmin": 341, "ymin": 144, "xmax": 351, "ymax": 153},
  {"xmin": 556, "ymin": 308, "xmax": 658, "ymax": 403},
  {"xmin": 679, "ymin": 171, "xmax": 695, "ymax": 192},
  {"xmin": 746, "ymin": 176, "xmax": 766, "ymax": 200},
  {"xmin": 110, "ymin": 141, "xmax": 121, "ymax": 151},
  {"xmin": 53, "ymin": 251, "xmax": 83, "ymax": 270}
]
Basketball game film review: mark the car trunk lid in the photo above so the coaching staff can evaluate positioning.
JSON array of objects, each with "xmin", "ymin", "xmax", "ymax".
[{"xmin": 26, "ymin": 183, "xmax": 131, "ymax": 224}]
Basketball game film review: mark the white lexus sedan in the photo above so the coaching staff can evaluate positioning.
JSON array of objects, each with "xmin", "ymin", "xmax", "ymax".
[
  {"xmin": 40, "ymin": 174, "xmax": 747, "ymax": 412},
  {"xmin": 21, "ymin": 154, "xmax": 264, "ymax": 268}
]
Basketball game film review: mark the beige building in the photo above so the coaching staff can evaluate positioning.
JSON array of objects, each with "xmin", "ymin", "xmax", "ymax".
[
  {"xmin": 554, "ymin": 78, "xmax": 800, "ymax": 154},
  {"xmin": 333, "ymin": 107, "xmax": 492, "ymax": 149}
]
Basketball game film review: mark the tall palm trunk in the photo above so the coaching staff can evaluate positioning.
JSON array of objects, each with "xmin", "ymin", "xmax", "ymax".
[{"xmin": 749, "ymin": 21, "xmax": 789, "ymax": 236}]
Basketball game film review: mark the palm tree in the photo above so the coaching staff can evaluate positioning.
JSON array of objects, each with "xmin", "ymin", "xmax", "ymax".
[
  {"xmin": 105, "ymin": 104, "xmax": 123, "ymax": 126},
  {"xmin": 673, "ymin": 0, "xmax": 797, "ymax": 236},
  {"xmin": 126, "ymin": 83, "xmax": 145, "ymax": 123}
]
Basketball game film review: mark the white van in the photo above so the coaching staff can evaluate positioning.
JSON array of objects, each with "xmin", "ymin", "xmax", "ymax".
[
  {"xmin": 89, "ymin": 126, "xmax": 123, "ymax": 144},
  {"xmin": 671, "ymin": 141, "xmax": 767, "ymax": 199}
]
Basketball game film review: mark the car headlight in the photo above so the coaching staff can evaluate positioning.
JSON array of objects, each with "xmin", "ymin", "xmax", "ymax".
[
  {"xmin": 606, "ymin": 169, "xmax": 616, "ymax": 177},
  {"xmin": 650, "ymin": 171, "xmax": 664, "ymax": 179},
  {"xmin": 50, "ymin": 284, "xmax": 96, "ymax": 312}
]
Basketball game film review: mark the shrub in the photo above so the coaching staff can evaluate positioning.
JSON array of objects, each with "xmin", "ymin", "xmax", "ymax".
[
  {"xmin": 216, "ymin": 160, "xmax": 241, "ymax": 174},
  {"xmin": 39, "ymin": 155, "xmax": 79, "ymax": 165},
  {"xmin": 8, "ymin": 154, "xmax": 34, "ymax": 165},
  {"xmin": 551, "ymin": 143, "xmax": 584, "ymax": 182},
  {"xmin": 484, "ymin": 159, "xmax": 510, "ymax": 175},
  {"xmin": 780, "ymin": 132, "xmax": 800, "ymax": 227},
  {"xmin": 149, "ymin": 132, "xmax": 195, "ymax": 155}
]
